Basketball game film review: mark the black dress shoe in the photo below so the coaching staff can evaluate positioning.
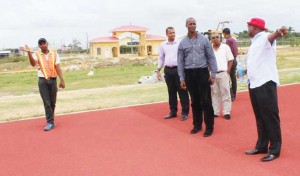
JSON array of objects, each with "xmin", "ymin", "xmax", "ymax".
[
  {"xmin": 261, "ymin": 154, "xmax": 278, "ymax": 162},
  {"xmin": 164, "ymin": 114, "xmax": 177, "ymax": 119},
  {"xmin": 190, "ymin": 127, "xmax": 202, "ymax": 134},
  {"xmin": 203, "ymin": 130, "xmax": 213, "ymax": 137},
  {"xmin": 214, "ymin": 115, "xmax": 219, "ymax": 118},
  {"xmin": 231, "ymin": 96, "xmax": 236, "ymax": 101},
  {"xmin": 181, "ymin": 114, "xmax": 188, "ymax": 121},
  {"xmin": 224, "ymin": 114, "xmax": 231, "ymax": 120},
  {"xmin": 245, "ymin": 149, "xmax": 268, "ymax": 155}
]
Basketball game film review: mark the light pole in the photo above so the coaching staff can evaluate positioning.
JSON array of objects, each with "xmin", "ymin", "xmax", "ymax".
[{"xmin": 130, "ymin": 32, "xmax": 133, "ymax": 54}]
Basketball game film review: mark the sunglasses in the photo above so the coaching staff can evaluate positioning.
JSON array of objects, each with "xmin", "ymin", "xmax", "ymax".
[{"xmin": 211, "ymin": 36, "xmax": 220, "ymax": 39}]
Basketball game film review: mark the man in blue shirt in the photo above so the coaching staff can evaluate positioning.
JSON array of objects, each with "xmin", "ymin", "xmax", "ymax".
[{"xmin": 178, "ymin": 17, "xmax": 218, "ymax": 137}]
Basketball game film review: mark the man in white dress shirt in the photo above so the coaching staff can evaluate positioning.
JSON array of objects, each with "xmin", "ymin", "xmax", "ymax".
[
  {"xmin": 244, "ymin": 18, "xmax": 288, "ymax": 162},
  {"xmin": 211, "ymin": 33, "xmax": 233, "ymax": 120}
]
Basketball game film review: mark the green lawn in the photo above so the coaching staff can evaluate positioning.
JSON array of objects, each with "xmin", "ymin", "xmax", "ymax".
[
  {"xmin": 64, "ymin": 65, "xmax": 157, "ymax": 90},
  {"xmin": 0, "ymin": 65, "xmax": 157, "ymax": 95},
  {"xmin": 277, "ymin": 58, "xmax": 300, "ymax": 69},
  {"xmin": 1, "ymin": 56, "xmax": 299, "ymax": 96}
]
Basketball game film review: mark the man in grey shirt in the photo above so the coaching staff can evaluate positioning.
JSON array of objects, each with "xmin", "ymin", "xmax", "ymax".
[{"xmin": 178, "ymin": 17, "xmax": 218, "ymax": 137}]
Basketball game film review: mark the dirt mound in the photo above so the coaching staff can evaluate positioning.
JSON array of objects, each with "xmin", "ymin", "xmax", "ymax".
[{"xmin": 61, "ymin": 55, "xmax": 158, "ymax": 71}]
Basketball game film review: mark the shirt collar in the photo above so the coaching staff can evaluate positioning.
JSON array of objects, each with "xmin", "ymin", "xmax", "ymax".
[
  {"xmin": 39, "ymin": 50, "xmax": 50, "ymax": 55},
  {"xmin": 212, "ymin": 43, "xmax": 222, "ymax": 50},
  {"xmin": 166, "ymin": 40, "xmax": 178, "ymax": 44},
  {"xmin": 253, "ymin": 31, "xmax": 265, "ymax": 40},
  {"xmin": 187, "ymin": 31, "xmax": 199, "ymax": 39}
]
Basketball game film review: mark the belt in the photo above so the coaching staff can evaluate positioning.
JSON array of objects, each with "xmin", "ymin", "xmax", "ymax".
[
  {"xmin": 39, "ymin": 77, "xmax": 57, "ymax": 80},
  {"xmin": 217, "ymin": 70, "xmax": 225, "ymax": 73},
  {"xmin": 185, "ymin": 67, "xmax": 208, "ymax": 72},
  {"xmin": 165, "ymin": 66, "xmax": 177, "ymax": 69}
]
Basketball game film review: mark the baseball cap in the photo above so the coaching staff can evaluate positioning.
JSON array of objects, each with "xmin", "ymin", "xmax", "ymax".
[{"xmin": 38, "ymin": 38, "xmax": 47, "ymax": 45}]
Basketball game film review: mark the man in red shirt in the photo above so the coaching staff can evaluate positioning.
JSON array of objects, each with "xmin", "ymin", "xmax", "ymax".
[{"xmin": 222, "ymin": 28, "xmax": 238, "ymax": 101}]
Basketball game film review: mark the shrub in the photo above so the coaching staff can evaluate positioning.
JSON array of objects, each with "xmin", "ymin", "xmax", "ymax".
[{"xmin": 10, "ymin": 56, "xmax": 27, "ymax": 62}]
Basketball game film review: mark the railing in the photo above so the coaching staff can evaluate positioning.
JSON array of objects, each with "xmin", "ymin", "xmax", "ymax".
[{"xmin": 237, "ymin": 37, "xmax": 300, "ymax": 47}]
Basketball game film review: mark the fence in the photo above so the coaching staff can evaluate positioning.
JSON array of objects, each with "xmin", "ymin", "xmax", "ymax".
[{"xmin": 237, "ymin": 37, "xmax": 300, "ymax": 47}]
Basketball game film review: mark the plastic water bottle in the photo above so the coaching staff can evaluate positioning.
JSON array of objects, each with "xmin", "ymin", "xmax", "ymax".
[{"xmin": 237, "ymin": 63, "xmax": 244, "ymax": 82}]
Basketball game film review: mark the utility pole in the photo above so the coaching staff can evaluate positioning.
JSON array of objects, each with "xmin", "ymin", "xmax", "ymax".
[
  {"xmin": 130, "ymin": 21, "xmax": 133, "ymax": 54},
  {"xmin": 86, "ymin": 32, "xmax": 89, "ymax": 53}
]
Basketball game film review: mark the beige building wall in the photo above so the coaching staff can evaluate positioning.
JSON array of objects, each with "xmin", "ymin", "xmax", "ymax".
[
  {"xmin": 90, "ymin": 28, "xmax": 164, "ymax": 58},
  {"xmin": 138, "ymin": 32, "xmax": 147, "ymax": 56},
  {"xmin": 146, "ymin": 40, "xmax": 164, "ymax": 56},
  {"xmin": 120, "ymin": 37, "xmax": 134, "ymax": 46},
  {"xmin": 90, "ymin": 42, "xmax": 119, "ymax": 58},
  {"xmin": 112, "ymin": 32, "xmax": 125, "ymax": 39}
]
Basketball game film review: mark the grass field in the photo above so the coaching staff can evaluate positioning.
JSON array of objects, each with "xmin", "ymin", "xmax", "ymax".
[
  {"xmin": 0, "ymin": 47, "xmax": 299, "ymax": 122},
  {"xmin": 0, "ymin": 65, "xmax": 157, "ymax": 96}
]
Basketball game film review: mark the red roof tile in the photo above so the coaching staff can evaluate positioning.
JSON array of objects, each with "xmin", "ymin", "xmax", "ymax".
[
  {"xmin": 146, "ymin": 34, "xmax": 166, "ymax": 41},
  {"xmin": 111, "ymin": 25, "xmax": 148, "ymax": 32},
  {"xmin": 90, "ymin": 36, "xmax": 119, "ymax": 43}
]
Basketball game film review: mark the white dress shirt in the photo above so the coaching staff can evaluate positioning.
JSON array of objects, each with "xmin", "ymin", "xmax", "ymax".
[
  {"xmin": 247, "ymin": 31, "xmax": 279, "ymax": 89},
  {"xmin": 212, "ymin": 43, "xmax": 233, "ymax": 71}
]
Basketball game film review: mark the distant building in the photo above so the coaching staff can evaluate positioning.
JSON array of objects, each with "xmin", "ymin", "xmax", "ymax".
[
  {"xmin": 119, "ymin": 37, "xmax": 139, "ymax": 46},
  {"xmin": 90, "ymin": 25, "xmax": 165, "ymax": 58},
  {"xmin": 0, "ymin": 51, "xmax": 11, "ymax": 58}
]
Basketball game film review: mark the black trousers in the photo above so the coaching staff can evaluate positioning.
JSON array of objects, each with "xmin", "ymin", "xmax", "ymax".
[
  {"xmin": 164, "ymin": 67, "xmax": 189, "ymax": 115},
  {"xmin": 38, "ymin": 77, "xmax": 57, "ymax": 124},
  {"xmin": 230, "ymin": 59, "xmax": 237, "ymax": 99},
  {"xmin": 249, "ymin": 81, "xmax": 282, "ymax": 156},
  {"xmin": 184, "ymin": 68, "xmax": 214, "ymax": 131}
]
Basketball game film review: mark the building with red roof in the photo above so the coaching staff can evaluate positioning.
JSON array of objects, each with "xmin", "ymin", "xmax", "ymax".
[{"xmin": 90, "ymin": 25, "xmax": 165, "ymax": 58}]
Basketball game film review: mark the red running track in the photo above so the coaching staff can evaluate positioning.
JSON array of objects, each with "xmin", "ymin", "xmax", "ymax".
[{"xmin": 1, "ymin": 84, "xmax": 300, "ymax": 176}]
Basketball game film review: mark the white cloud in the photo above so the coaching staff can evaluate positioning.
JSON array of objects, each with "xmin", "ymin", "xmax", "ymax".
[{"xmin": 0, "ymin": 0, "xmax": 299, "ymax": 49}]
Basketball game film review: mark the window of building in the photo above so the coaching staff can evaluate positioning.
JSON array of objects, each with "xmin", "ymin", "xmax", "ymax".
[{"xmin": 97, "ymin": 48, "xmax": 101, "ymax": 55}]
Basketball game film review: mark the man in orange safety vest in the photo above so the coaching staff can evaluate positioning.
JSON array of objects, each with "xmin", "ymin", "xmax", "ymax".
[{"xmin": 21, "ymin": 38, "xmax": 65, "ymax": 131}]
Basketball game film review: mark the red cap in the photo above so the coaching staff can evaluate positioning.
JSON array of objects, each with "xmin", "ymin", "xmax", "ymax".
[{"xmin": 247, "ymin": 18, "xmax": 267, "ymax": 30}]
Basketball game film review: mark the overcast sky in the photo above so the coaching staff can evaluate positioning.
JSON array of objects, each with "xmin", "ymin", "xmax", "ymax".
[{"xmin": 0, "ymin": 0, "xmax": 299, "ymax": 49}]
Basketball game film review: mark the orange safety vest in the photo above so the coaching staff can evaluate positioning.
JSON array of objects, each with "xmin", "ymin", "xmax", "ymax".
[{"xmin": 36, "ymin": 50, "xmax": 57, "ymax": 80}]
